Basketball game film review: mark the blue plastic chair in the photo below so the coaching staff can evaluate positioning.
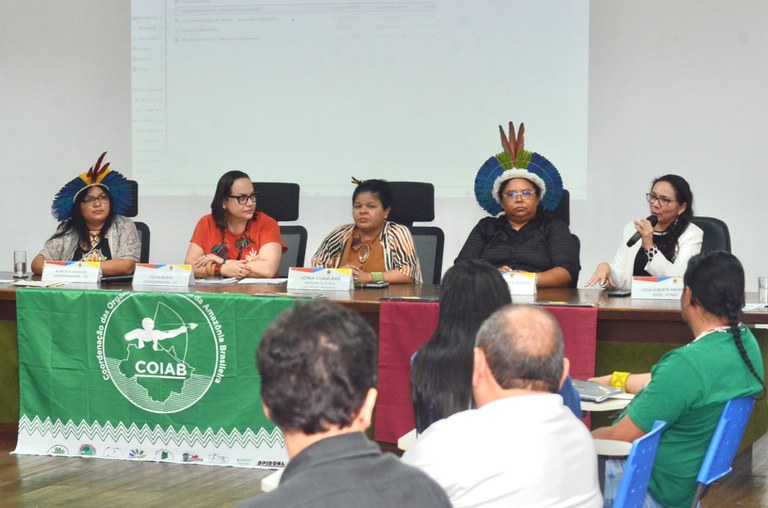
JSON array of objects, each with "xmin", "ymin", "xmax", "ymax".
[
  {"xmin": 690, "ymin": 396, "xmax": 756, "ymax": 508},
  {"xmin": 613, "ymin": 420, "xmax": 667, "ymax": 508}
]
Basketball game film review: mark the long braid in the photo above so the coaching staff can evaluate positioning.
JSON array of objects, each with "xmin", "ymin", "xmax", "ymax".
[
  {"xmin": 686, "ymin": 251, "xmax": 764, "ymax": 398},
  {"xmin": 727, "ymin": 307, "xmax": 765, "ymax": 394}
]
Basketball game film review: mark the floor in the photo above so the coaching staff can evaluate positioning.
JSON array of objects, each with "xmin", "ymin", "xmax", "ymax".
[
  {"xmin": 1, "ymin": 430, "xmax": 767, "ymax": 507},
  {"xmin": 705, "ymin": 433, "xmax": 768, "ymax": 507},
  {"xmin": 0, "ymin": 430, "xmax": 270, "ymax": 508}
]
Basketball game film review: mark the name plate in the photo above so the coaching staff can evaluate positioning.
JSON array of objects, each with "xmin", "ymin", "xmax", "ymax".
[
  {"xmin": 631, "ymin": 276, "xmax": 684, "ymax": 300},
  {"xmin": 133, "ymin": 264, "xmax": 195, "ymax": 287},
  {"xmin": 502, "ymin": 271, "xmax": 537, "ymax": 296},
  {"xmin": 287, "ymin": 268, "xmax": 353, "ymax": 291},
  {"xmin": 42, "ymin": 260, "xmax": 101, "ymax": 283}
]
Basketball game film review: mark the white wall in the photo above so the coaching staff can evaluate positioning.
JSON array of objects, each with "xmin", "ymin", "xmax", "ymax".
[
  {"xmin": 0, "ymin": 0, "xmax": 131, "ymax": 271},
  {"xmin": 580, "ymin": 1, "xmax": 768, "ymax": 290},
  {"xmin": 2, "ymin": 1, "xmax": 767, "ymax": 288}
]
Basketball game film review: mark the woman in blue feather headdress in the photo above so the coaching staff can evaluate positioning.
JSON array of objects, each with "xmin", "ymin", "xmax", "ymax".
[
  {"xmin": 30, "ymin": 152, "xmax": 140, "ymax": 276},
  {"xmin": 455, "ymin": 122, "xmax": 580, "ymax": 288}
]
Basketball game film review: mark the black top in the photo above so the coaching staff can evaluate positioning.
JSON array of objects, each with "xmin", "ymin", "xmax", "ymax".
[
  {"xmin": 73, "ymin": 233, "xmax": 112, "ymax": 262},
  {"xmin": 455, "ymin": 213, "xmax": 580, "ymax": 284},
  {"xmin": 238, "ymin": 432, "xmax": 451, "ymax": 508},
  {"xmin": 632, "ymin": 231, "xmax": 675, "ymax": 276}
]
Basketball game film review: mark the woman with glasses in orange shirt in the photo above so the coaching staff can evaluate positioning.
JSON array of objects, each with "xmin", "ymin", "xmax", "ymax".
[
  {"xmin": 185, "ymin": 170, "xmax": 286, "ymax": 280},
  {"xmin": 586, "ymin": 174, "xmax": 703, "ymax": 290}
]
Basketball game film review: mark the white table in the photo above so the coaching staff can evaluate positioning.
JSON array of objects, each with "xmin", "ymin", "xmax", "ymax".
[
  {"xmin": 397, "ymin": 428, "xmax": 418, "ymax": 451},
  {"xmin": 261, "ymin": 469, "xmax": 284, "ymax": 493}
]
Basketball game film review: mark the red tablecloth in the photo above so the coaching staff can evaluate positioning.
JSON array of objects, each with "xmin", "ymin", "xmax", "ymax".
[{"xmin": 375, "ymin": 301, "xmax": 598, "ymax": 443}]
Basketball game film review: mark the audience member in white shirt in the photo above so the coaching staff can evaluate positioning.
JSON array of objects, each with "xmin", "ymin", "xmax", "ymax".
[{"xmin": 402, "ymin": 304, "xmax": 602, "ymax": 508}]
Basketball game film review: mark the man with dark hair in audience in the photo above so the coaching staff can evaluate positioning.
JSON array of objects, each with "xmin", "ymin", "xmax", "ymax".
[
  {"xmin": 402, "ymin": 305, "xmax": 602, "ymax": 507},
  {"xmin": 239, "ymin": 301, "xmax": 451, "ymax": 508}
]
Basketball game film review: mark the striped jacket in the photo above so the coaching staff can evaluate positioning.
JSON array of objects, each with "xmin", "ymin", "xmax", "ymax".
[{"xmin": 311, "ymin": 222, "xmax": 422, "ymax": 283}]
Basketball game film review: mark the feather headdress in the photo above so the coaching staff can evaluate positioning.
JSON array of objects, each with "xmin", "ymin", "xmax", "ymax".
[
  {"xmin": 473, "ymin": 121, "xmax": 563, "ymax": 216},
  {"xmin": 51, "ymin": 152, "xmax": 134, "ymax": 221}
]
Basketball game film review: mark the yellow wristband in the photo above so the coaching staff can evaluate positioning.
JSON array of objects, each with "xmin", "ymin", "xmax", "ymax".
[
  {"xmin": 371, "ymin": 272, "xmax": 384, "ymax": 283},
  {"xmin": 610, "ymin": 371, "xmax": 631, "ymax": 391}
]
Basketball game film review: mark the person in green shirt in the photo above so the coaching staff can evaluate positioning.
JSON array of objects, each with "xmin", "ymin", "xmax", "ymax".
[{"xmin": 592, "ymin": 251, "xmax": 765, "ymax": 508}]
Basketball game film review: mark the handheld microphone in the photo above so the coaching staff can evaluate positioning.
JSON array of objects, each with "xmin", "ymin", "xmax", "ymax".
[{"xmin": 626, "ymin": 215, "xmax": 659, "ymax": 247}]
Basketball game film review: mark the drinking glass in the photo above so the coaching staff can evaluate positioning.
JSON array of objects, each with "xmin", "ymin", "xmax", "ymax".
[
  {"xmin": 13, "ymin": 250, "xmax": 27, "ymax": 278},
  {"xmin": 759, "ymin": 276, "xmax": 768, "ymax": 304}
]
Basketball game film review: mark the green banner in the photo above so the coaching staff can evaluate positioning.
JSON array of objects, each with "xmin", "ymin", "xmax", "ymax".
[{"xmin": 15, "ymin": 288, "xmax": 295, "ymax": 468}]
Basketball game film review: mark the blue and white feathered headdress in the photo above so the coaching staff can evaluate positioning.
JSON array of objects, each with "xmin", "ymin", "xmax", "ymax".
[
  {"xmin": 474, "ymin": 122, "xmax": 564, "ymax": 216},
  {"xmin": 51, "ymin": 152, "xmax": 134, "ymax": 221}
]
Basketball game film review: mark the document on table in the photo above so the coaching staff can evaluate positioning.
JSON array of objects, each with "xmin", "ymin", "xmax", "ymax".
[
  {"xmin": 238, "ymin": 278, "xmax": 287, "ymax": 285},
  {"xmin": 13, "ymin": 280, "xmax": 68, "ymax": 288},
  {"xmin": 195, "ymin": 277, "xmax": 238, "ymax": 284},
  {"xmin": 194, "ymin": 277, "xmax": 288, "ymax": 285}
]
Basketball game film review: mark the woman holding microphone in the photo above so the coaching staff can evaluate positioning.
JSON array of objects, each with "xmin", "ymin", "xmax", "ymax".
[{"xmin": 586, "ymin": 174, "xmax": 702, "ymax": 289}]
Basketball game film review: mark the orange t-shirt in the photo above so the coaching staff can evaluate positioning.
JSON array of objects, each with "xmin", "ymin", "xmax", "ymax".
[{"xmin": 190, "ymin": 212, "xmax": 287, "ymax": 261}]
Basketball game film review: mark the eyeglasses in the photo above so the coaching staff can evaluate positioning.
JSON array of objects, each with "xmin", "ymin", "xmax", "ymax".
[
  {"xmin": 645, "ymin": 193, "xmax": 676, "ymax": 207},
  {"xmin": 228, "ymin": 193, "xmax": 258, "ymax": 205},
  {"xmin": 82, "ymin": 195, "xmax": 109, "ymax": 206},
  {"xmin": 503, "ymin": 189, "xmax": 536, "ymax": 200}
]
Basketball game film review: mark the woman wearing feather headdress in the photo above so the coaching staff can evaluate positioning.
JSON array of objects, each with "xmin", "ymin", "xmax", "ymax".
[
  {"xmin": 585, "ymin": 174, "xmax": 702, "ymax": 290},
  {"xmin": 311, "ymin": 178, "xmax": 422, "ymax": 284},
  {"xmin": 185, "ymin": 170, "xmax": 286, "ymax": 280},
  {"xmin": 456, "ymin": 122, "xmax": 580, "ymax": 288},
  {"xmin": 31, "ymin": 152, "xmax": 140, "ymax": 276}
]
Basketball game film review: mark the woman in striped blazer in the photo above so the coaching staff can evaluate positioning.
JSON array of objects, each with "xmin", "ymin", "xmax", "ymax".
[{"xmin": 311, "ymin": 179, "xmax": 422, "ymax": 284}]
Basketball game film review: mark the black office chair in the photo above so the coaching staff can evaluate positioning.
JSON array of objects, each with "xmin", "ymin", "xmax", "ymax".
[
  {"xmin": 691, "ymin": 216, "xmax": 731, "ymax": 253},
  {"xmin": 252, "ymin": 182, "xmax": 308, "ymax": 277},
  {"xmin": 125, "ymin": 180, "xmax": 150, "ymax": 263},
  {"xmin": 410, "ymin": 227, "xmax": 445, "ymax": 286},
  {"xmin": 549, "ymin": 188, "xmax": 571, "ymax": 226},
  {"xmin": 387, "ymin": 182, "xmax": 444, "ymax": 284},
  {"xmin": 569, "ymin": 234, "xmax": 581, "ymax": 288},
  {"xmin": 387, "ymin": 182, "xmax": 435, "ymax": 225},
  {"xmin": 543, "ymin": 189, "xmax": 580, "ymax": 287}
]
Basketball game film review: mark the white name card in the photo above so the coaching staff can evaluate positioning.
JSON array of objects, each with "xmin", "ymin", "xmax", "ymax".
[
  {"xmin": 42, "ymin": 260, "xmax": 101, "ymax": 284},
  {"xmin": 287, "ymin": 268, "xmax": 353, "ymax": 291},
  {"xmin": 133, "ymin": 264, "xmax": 195, "ymax": 287},
  {"xmin": 631, "ymin": 276, "xmax": 684, "ymax": 300},
  {"xmin": 502, "ymin": 271, "xmax": 537, "ymax": 296}
]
